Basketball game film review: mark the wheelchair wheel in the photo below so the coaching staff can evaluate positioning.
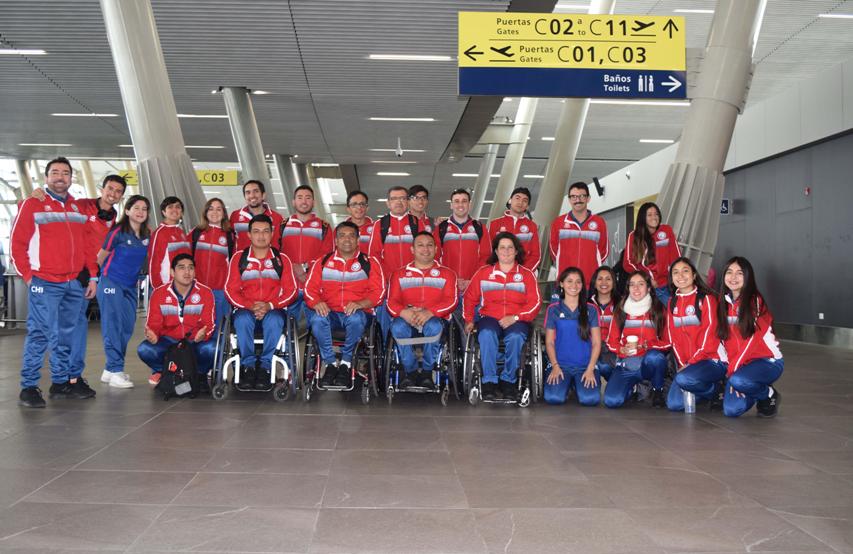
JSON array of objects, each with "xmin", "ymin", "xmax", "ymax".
[
  {"xmin": 440, "ymin": 386, "xmax": 449, "ymax": 406},
  {"xmin": 444, "ymin": 325, "xmax": 459, "ymax": 400},
  {"xmin": 462, "ymin": 332, "xmax": 478, "ymax": 398},
  {"xmin": 302, "ymin": 332, "xmax": 319, "ymax": 402},
  {"xmin": 382, "ymin": 334, "xmax": 397, "ymax": 402},
  {"xmin": 361, "ymin": 381, "xmax": 370, "ymax": 405},
  {"xmin": 211, "ymin": 313, "xmax": 233, "ymax": 387},
  {"xmin": 530, "ymin": 327, "xmax": 544, "ymax": 403},
  {"xmin": 366, "ymin": 321, "xmax": 380, "ymax": 399},
  {"xmin": 272, "ymin": 382, "xmax": 290, "ymax": 402},
  {"xmin": 287, "ymin": 316, "xmax": 303, "ymax": 396},
  {"xmin": 212, "ymin": 382, "xmax": 229, "ymax": 401}
]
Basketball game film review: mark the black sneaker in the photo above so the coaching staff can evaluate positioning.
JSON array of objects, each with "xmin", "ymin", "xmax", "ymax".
[
  {"xmin": 651, "ymin": 388, "xmax": 665, "ymax": 408},
  {"xmin": 321, "ymin": 363, "xmax": 338, "ymax": 386},
  {"xmin": 19, "ymin": 387, "xmax": 46, "ymax": 408},
  {"xmin": 239, "ymin": 366, "xmax": 255, "ymax": 386},
  {"xmin": 417, "ymin": 370, "xmax": 435, "ymax": 389},
  {"xmin": 399, "ymin": 372, "xmax": 415, "ymax": 388},
  {"xmin": 48, "ymin": 382, "xmax": 75, "ymax": 399},
  {"xmin": 481, "ymin": 382, "xmax": 497, "ymax": 401},
  {"xmin": 196, "ymin": 374, "xmax": 211, "ymax": 394},
  {"xmin": 334, "ymin": 364, "xmax": 351, "ymax": 387},
  {"xmin": 254, "ymin": 369, "xmax": 271, "ymax": 390},
  {"xmin": 499, "ymin": 380, "xmax": 518, "ymax": 402},
  {"xmin": 757, "ymin": 389, "xmax": 780, "ymax": 418},
  {"xmin": 709, "ymin": 382, "xmax": 724, "ymax": 411},
  {"xmin": 70, "ymin": 378, "xmax": 96, "ymax": 399}
]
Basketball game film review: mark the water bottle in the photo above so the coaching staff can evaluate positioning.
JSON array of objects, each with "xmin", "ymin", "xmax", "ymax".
[{"xmin": 683, "ymin": 391, "xmax": 696, "ymax": 414}]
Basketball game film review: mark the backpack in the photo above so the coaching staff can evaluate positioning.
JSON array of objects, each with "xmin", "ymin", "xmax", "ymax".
[
  {"xmin": 156, "ymin": 339, "xmax": 199, "ymax": 400},
  {"xmin": 379, "ymin": 214, "xmax": 419, "ymax": 242},
  {"xmin": 437, "ymin": 218, "xmax": 484, "ymax": 244},
  {"xmin": 237, "ymin": 247, "xmax": 284, "ymax": 278},
  {"xmin": 320, "ymin": 251, "xmax": 371, "ymax": 276},
  {"xmin": 613, "ymin": 248, "xmax": 630, "ymax": 298},
  {"xmin": 191, "ymin": 227, "xmax": 235, "ymax": 258}
]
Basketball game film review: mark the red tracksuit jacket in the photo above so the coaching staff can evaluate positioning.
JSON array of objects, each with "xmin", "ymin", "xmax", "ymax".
[
  {"xmin": 436, "ymin": 218, "xmax": 490, "ymax": 281},
  {"xmin": 280, "ymin": 214, "xmax": 334, "ymax": 266},
  {"xmin": 549, "ymin": 211, "xmax": 608, "ymax": 284},
  {"xmin": 721, "ymin": 295, "xmax": 783, "ymax": 376},
  {"xmin": 623, "ymin": 225, "xmax": 681, "ymax": 287},
  {"xmin": 11, "ymin": 193, "xmax": 94, "ymax": 283},
  {"xmin": 347, "ymin": 216, "xmax": 374, "ymax": 255},
  {"xmin": 146, "ymin": 280, "xmax": 215, "ymax": 341},
  {"xmin": 79, "ymin": 198, "xmax": 117, "ymax": 278},
  {"xmin": 229, "ymin": 204, "xmax": 284, "ymax": 251},
  {"xmin": 387, "ymin": 261, "xmax": 458, "ymax": 319},
  {"xmin": 590, "ymin": 298, "xmax": 616, "ymax": 346},
  {"xmin": 367, "ymin": 213, "xmax": 431, "ymax": 279},
  {"xmin": 304, "ymin": 251, "xmax": 386, "ymax": 314},
  {"xmin": 147, "ymin": 224, "xmax": 191, "ymax": 289},
  {"xmin": 665, "ymin": 288, "xmax": 725, "ymax": 367},
  {"xmin": 606, "ymin": 309, "xmax": 670, "ymax": 357},
  {"xmin": 224, "ymin": 247, "xmax": 298, "ymax": 310},
  {"xmin": 463, "ymin": 263, "xmax": 541, "ymax": 323},
  {"xmin": 488, "ymin": 212, "xmax": 541, "ymax": 271},
  {"xmin": 190, "ymin": 225, "xmax": 234, "ymax": 290}
]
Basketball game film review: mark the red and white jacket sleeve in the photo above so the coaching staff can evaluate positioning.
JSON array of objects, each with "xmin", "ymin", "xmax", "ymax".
[
  {"xmin": 386, "ymin": 270, "xmax": 405, "ymax": 318},
  {"xmin": 224, "ymin": 254, "xmax": 251, "ymax": 309},
  {"xmin": 272, "ymin": 252, "xmax": 298, "ymax": 309},
  {"xmin": 366, "ymin": 256, "xmax": 386, "ymax": 308},
  {"xmin": 146, "ymin": 226, "xmax": 166, "ymax": 288},
  {"xmin": 548, "ymin": 218, "xmax": 559, "ymax": 261},
  {"xmin": 517, "ymin": 268, "xmax": 541, "ymax": 322},
  {"xmin": 10, "ymin": 198, "xmax": 36, "ymax": 282},
  {"xmin": 433, "ymin": 269, "xmax": 458, "ymax": 318},
  {"xmin": 525, "ymin": 227, "xmax": 541, "ymax": 271},
  {"xmin": 689, "ymin": 296, "xmax": 718, "ymax": 365},
  {"xmin": 303, "ymin": 259, "xmax": 324, "ymax": 309},
  {"xmin": 462, "ymin": 267, "xmax": 483, "ymax": 323},
  {"xmin": 145, "ymin": 287, "xmax": 165, "ymax": 337}
]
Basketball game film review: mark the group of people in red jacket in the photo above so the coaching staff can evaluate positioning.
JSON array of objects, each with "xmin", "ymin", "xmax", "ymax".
[{"xmin": 11, "ymin": 157, "xmax": 782, "ymax": 418}]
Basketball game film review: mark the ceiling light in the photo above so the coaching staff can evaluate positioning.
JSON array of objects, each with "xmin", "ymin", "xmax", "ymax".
[
  {"xmin": 276, "ymin": 205, "xmax": 287, "ymax": 209},
  {"xmin": 377, "ymin": 172, "xmax": 410, "ymax": 176},
  {"xmin": 590, "ymin": 99, "xmax": 690, "ymax": 106},
  {"xmin": 377, "ymin": 198, "xmax": 388, "ymax": 202},
  {"xmin": 0, "ymin": 49, "xmax": 47, "ymax": 55},
  {"xmin": 452, "ymin": 173, "xmax": 500, "ymax": 178},
  {"xmin": 177, "ymin": 113, "xmax": 229, "ymax": 119},
  {"xmin": 18, "ymin": 142, "xmax": 72, "ymax": 146},
  {"xmin": 541, "ymin": 137, "xmax": 555, "ymax": 141},
  {"xmin": 483, "ymin": 200, "xmax": 494, "ymax": 204},
  {"xmin": 639, "ymin": 138, "xmax": 675, "ymax": 144},
  {"xmin": 312, "ymin": 163, "xmax": 338, "ymax": 167},
  {"xmin": 503, "ymin": 98, "xmax": 513, "ymax": 102},
  {"xmin": 186, "ymin": 145, "xmax": 225, "ymax": 149},
  {"xmin": 370, "ymin": 160, "xmax": 417, "ymax": 164},
  {"xmin": 673, "ymin": 9, "xmax": 714, "ymax": 14},
  {"xmin": 51, "ymin": 113, "xmax": 118, "ymax": 117},
  {"xmin": 369, "ymin": 148, "xmax": 426, "ymax": 153},
  {"xmin": 251, "ymin": 90, "xmax": 270, "ymax": 95},
  {"xmin": 523, "ymin": 174, "xmax": 545, "ymax": 179},
  {"xmin": 818, "ymin": 13, "xmax": 853, "ymax": 19},
  {"xmin": 553, "ymin": 3, "xmax": 589, "ymax": 10},
  {"xmin": 369, "ymin": 117, "xmax": 436, "ymax": 122},
  {"xmin": 68, "ymin": 156, "xmax": 135, "ymax": 161},
  {"xmin": 368, "ymin": 54, "xmax": 453, "ymax": 61},
  {"xmin": 210, "ymin": 89, "xmax": 219, "ymax": 94}
]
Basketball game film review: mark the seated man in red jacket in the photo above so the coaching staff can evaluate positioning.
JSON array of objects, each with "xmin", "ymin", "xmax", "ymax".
[
  {"xmin": 137, "ymin": 253, "xmax": 216, "ymax": 392},
  {"xmin": 387, "ymin": 231, "xmax": 457, "ymax": 389},
  {"xmin": 225, "ymin": 214, "xmax": 298, "ymax": 388},
  {"xmin": 304, "ymin": 221, "xmax": 385, "ymax": 387}
]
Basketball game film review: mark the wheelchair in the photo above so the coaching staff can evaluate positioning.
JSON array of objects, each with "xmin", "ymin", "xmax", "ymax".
[
  {"xmin": 301, "ymin": 315, "xmax": 381, "ymax": 404},
  {"xmin": 382, "ymin": 318, "xmax": 459, "ymax": 406},
  {"xmin": 462, "ymin": 324, "xmax": 544, "ymax": 407},
  {"xmin": 209, "ymin": 312, "xmax": 302, "ymax": 402}
]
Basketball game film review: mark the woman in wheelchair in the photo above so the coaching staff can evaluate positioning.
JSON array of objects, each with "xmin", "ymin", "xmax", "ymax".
[
  {"xmin": 543, "ymin": 267, "xmax": 602, "ymax": 406},
  {"xmin": 387, "ymin": 231, "xmax": 458, "ymax": 389},
  {"xmin": 463, "ymin": 232, "xmax": 541, "ymax": 401},
  {"xmin": 604, "ymin": 271, "xmax": 670, "ymax": 408}
]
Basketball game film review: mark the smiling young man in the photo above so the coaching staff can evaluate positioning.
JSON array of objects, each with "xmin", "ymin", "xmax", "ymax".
[
  {"xmin": 229, "ymin": 180, "xmax": 284, "ymax": 251},
  {"xmin": 488, "ymin": 187, "xmax": 541, "ymax": 271},
  {"xmin": 345, "ymin": 190, "xmax": 373, "ymax": 255}
]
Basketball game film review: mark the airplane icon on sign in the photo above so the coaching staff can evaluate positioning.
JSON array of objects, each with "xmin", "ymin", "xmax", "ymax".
[{"xmin": 490, "ymin": 45, "xmax": 514, "ymax": 58}]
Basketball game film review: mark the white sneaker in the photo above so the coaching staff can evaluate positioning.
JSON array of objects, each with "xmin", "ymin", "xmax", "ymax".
[
  {"xmin": 100, "ymin": 370, "xmax": 112, "ymax": 383},
  {"xmin": 108, "ymin": 372, "xmax": 134, "ymax": 389}
]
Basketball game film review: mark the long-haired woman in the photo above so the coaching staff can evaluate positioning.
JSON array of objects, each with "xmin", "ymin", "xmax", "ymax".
[
  {"xmin": 95, "ymin": 195, "xmax": 151, "ymax": 388},
  {"xmin": 543, "ymin": 267, "xmax": 602, "ymax": 406},
  {"xmin": 622, "ymin": 202, "xmax": 680, "ymax": 305},
  {"xmin": 716, "ymin": 257, "xmax": 783, "ymax": 417},
  {"xmin": 189, "ymin": 197, "xmax": 235, "ymax": 325},
  {"xmin": 665, "ymin": 257, "xmax": 727, "ymax": 411},
  {"xmin": 603, "ymin": 271, "xmax": 670, "ymax": 408},
  {"xmin": 589, "ymin": 265, "xmax": 619, "ymax": 382}
]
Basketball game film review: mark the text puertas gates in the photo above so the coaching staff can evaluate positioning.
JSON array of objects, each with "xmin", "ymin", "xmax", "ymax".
[{"xmin": 458, "ymin": 12, "xmax": 686, "ymax": 99}]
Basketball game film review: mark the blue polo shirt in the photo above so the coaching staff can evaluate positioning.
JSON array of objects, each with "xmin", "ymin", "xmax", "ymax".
[
  {"xmin": 545, "ymin": 301, "xmax": 599, "ymax": 369},
  {"xmin": 101, "ymin": 226, "xmax": 149, "ymax": 288}
]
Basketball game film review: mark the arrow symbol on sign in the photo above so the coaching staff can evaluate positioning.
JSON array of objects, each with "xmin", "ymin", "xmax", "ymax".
[
  {"xmin": 663, "ymin": 18, "xmax": 679, "ymax": 39},
  {"xmin": 464, "ymin": 45, "xmax": 483, "ymax": 61},
  {"xmin": 490, "ymin": 45, "xmax": 514, "ymax": 58},
  {"xmin": 662, "ymin": 75, "xmax": 682, "ymax": 93}
]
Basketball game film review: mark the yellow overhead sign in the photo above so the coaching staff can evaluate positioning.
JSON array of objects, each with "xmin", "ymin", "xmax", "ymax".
[
  {"xmin": 458, "ymin": 12, "xmax": 685, "ymax": 71},
  {"xmin": 117, "ymin": 169, "xmax": 239, "ymax": 187}
]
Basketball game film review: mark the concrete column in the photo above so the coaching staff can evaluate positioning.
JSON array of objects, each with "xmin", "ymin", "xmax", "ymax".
[
  {"xmin": 272, "ymin": 154, "xmax": 299, "ymax": 211},
  {"xmin": 222, "ymin": 87, "xmax": 270, "ymax": 184},
  {"xmin": 14, "ymin": 160, "xmax": 33, "ymax": 197},
  {"xmin": 99, "ymin": 0, "xmax": 206, "ymax": 228},
  {"xmin": 80, "ymin": 160, "xmax": 98, "ymax": 198},
  {"xmin": 487, "ymin": 98, "xmax": 538, "ymax": 221},
  {"xmin": 531, "ymin": 0, "xmax": 616, "ymax": 255},
  {"xmin": 657, "ymin": 0, "xmax": 766, "ymax": 273},
  {"xmin": 471, "ymin": 144, "xmax": 499, "ymax": 220}
]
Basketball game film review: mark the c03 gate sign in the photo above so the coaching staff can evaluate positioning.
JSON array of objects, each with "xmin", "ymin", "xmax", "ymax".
[{"xmin": 458, "ymin": 12, "xmax": 687, "ymax": 99}]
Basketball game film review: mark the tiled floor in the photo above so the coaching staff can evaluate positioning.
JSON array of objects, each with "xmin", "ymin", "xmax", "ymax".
[{"xmin": 0, "ymin": 324, "xmax": 852, "ymax": 553}]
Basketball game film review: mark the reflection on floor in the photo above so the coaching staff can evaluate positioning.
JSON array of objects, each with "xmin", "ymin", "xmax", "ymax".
[{"xmin": 0, "ymin": 324, "xmax": 851, "ymax": 553}]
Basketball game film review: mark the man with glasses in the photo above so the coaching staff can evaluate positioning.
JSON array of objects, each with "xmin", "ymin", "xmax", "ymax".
[
  {"xmin": 408, "ymin": 185, "xmax": 434, "ymax": 232},
  {"xmin": 345, "ymin": 190, "xmax": 373, "ymax": 255},
  {"xmin": 549, "ymin": 181, "xmax": 609, "ymax": 286},
  {"xmin": 368, "ymin": 186, "xmax": 431, "ymax": 338}
]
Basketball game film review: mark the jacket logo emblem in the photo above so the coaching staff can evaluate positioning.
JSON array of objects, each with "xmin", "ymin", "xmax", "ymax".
[
  {"xmin": 404, "ymin": 225, "xmax": 411, "ymax": 233},
  {"xmin": 190, "ymin": 293, "xmax": 201, "ymax": 304},
  {"xmin": 264, "ymin": 259, "xmax": 273, "ymax": 268},
  {"xmin": 425, "ymin": 225, "xmax": 432, "ymax": 232},
  {"xmin": 351, "ymin": 262, "xmax": 361, "ymax": 271},
  {"xmin": 311, "ymin": 221, "xmax": 320, "ymax": 227},
  {"xmin": 513, "ymin": 273, "xmax": 523, "ymax": 282},
  {"xmin": 70, "ymin": 204, "xmax": 79, "ymax": 212},
  {"xmin": 430, "ymin": 269, "xmax": 440, "ymax": 277},
  {"xmin": 686, "ymin": 305, "xmax": 696, "ymax": 315},
  {"xmin": 657, "ymin": 231, "xmax": 666, "ymax": 239},
  {"xmin": 218, "ymin": 237, "xmax": 227, "ymax": 245},
  {"xmin": 165, "ymin": 297, "xmax": 172, "ymax": 303},
  {"xmin": 45, "ymin": 206, "xmax": 52, "ymax": 212},
  {"xmin": 88, "ymin": 215, "xmax": 96, "ymax": 222},
  {"xmin": 589, "ymin": 221, "xmax": 598, "ymax": 230},
  {"xmin": 142, "ymin": 239, "xmax": 149, "ymax": 246},
  {"xmin": 520, "ymin": 225, "xmax": 528, "ymax": 232}
]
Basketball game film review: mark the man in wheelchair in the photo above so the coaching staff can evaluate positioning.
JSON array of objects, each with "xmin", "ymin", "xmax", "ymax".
[
  {"xmin": 224, "ymin": 214, "xmax": 298, "ymax": 389},
  {"xmin": 304, "ymin": 221, "xmax": 385, "ymax": 387},
  {"xmin": 387, "ymin": 231, "xmax": 458, "ymax": 389},
  {"xmin": 463, "ymin": 232, "xmax": 541, "ymax": 401}
]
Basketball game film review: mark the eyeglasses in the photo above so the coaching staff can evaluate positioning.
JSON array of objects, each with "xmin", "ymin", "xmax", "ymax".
[
  {"xmin": 348, "ymin": 201, "xmax": 368, "ymax": 208},
  {"xmin": 388, "ymin": 196, "xmax": 408, "ymax": 202},
  {"xmin": 410, "ymin": 194, "xmax": 428, "ymax": 200},
  {"xmin": 569, "ymin": 194, "xmax": 589, "ymax": 201}
]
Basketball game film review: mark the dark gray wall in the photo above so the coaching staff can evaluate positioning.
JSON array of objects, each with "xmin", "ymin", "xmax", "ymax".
[
  {"xmin": 715, "ymin": 132, "xmax": 853, "ymax": 328},
  {"xmin": 599, "ymin": 205, "xmax": 631, "ymax": 264}
]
